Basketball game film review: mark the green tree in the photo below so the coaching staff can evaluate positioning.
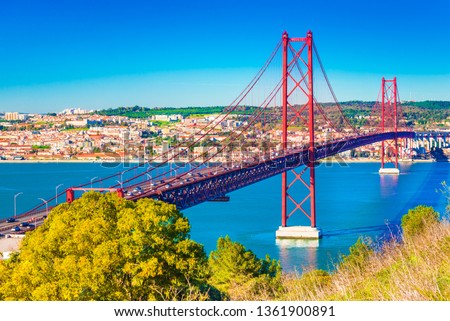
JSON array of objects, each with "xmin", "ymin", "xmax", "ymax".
[
  {"xmin": 208, "ymin": 236, "xmax": 280, "ymax": 299},
  {"xmin": 401, "ymin": 205, "xmax": 439, "ymax": 237},
  {"xmin": 0, "ymin": 192, "xmax": 208, "ymax": 300}
]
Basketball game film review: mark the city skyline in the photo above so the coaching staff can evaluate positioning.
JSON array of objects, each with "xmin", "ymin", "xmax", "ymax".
[{"xmin": 0, "ymin": 0, "xmax": 449, "ymax": 113}]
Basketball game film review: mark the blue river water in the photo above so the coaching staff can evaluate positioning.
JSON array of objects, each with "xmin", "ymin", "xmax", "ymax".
[{"xmin": 0, "ymin": 161, "xmax": 449, "ymax": 272}]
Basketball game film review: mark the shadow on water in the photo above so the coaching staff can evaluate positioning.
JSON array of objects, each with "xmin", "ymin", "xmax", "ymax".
[
  {"xmin": 395, "ymin": 162, "xmax": 450, "ymax": 221},
  {"xmin": 321, "ymin": 224, "xmax": 390, "ymax": 237},
  {"xmin": 368, "ymin": 162, "xmax": 448, "ymax": 243}
]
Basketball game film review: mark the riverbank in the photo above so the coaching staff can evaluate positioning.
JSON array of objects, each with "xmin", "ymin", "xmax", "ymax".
[
  {"xmin": 0, "ymin": 159, "xmax": 152, "ymax": 164},
  {"xmin": 319, "ymin": 157, "xmax": 435, "ymax": 163},
  {"xmin": 0, "ymin": 158, "xmax": 436, "ymax": 164}
]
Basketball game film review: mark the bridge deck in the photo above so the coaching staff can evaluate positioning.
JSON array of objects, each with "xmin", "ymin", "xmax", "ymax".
[
  {"xmin": 0, "ymin": 131, "xmax": 415, "ymax": 233},
  {"xmin": 128, "ymin": 131, "xmax": 415, "ymax": 209}
]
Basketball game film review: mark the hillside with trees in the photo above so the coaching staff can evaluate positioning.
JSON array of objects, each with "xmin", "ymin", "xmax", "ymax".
[
  {"xmin": 95, "ymin": 105, "xmax": 257, "ymax": 118},
  {"xmin": 95, "ymin": 101, "xmax": 450, "ymax": 130}
]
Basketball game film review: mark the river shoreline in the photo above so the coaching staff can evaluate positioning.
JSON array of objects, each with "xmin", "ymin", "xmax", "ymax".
[{"xmin": 0, "ymin": 158, "xmax": 436, "ymax": 164}]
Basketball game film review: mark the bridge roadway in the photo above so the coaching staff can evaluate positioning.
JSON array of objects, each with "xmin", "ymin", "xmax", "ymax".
[
  {"xmin": 0, "ymin": 212, "xmax": 46, "ymax": 235},
  {"xmin": 0, "ymin": 131, "xmax": 414, "ymax": 235},
  {"xmin": 127, "ymin": 131, "xmax": 415, "ymax": 209}
]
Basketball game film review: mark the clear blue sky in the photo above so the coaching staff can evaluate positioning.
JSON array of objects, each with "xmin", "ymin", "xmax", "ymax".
[{"xmin": 0, "ymin": 0, "xmax": 449, "ymax": 113}]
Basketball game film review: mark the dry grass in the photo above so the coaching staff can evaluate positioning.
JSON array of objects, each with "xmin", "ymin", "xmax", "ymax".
[{"xmin": 278, "ymin": 219, "xmax": 450, "ymax": 301}]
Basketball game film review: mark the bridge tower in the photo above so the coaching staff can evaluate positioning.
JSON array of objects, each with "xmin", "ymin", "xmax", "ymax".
[
  {"xmin": 379, "ymin": 77, "xmax": 400, "ymax": 175},
  {"xmin": 275, "ymin": 31, "xmax": 321, "ymax": 239}
]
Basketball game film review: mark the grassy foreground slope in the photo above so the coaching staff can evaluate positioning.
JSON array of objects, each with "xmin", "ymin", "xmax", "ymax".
[{"xmin": 277, "ymin": 206, "xmax": 450, "ymax": 301}]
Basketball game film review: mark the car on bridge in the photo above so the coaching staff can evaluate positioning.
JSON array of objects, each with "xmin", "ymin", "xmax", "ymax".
[
  {"xmin": 6, "ymin": 218, "xmax": 16, "ymax": 223},
  {"xmin": 10, "ymin": 226, "xmax": 20, "ymax": 232},
  {"xmin": 25, "ymin": 224, "xmax": 35, "ymax": 230}
]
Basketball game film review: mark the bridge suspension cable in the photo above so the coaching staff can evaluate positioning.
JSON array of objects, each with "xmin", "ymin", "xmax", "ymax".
[
  {"xmin": 64, "ymin": 40, "xmax": 283, "ymax": 192},
  {"xmin": 313, "ymin": 42, "xmax": 359, "ymax": 134},
  {"xmin": 17, "ymin": 31, "xmax": 414, "ymax": 226},
  {"xmin": 124, "ymin": 71, "xmax": 286, "ymax": 192}
]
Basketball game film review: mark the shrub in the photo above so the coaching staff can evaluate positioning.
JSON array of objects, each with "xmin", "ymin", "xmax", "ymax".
[
  {"xmin": 208, "ymin": 236, "xmax": 281, "ymax": 299},
  {"xmin": 401, "ymin": 205, "xmax": 439, "ymax": 237}
]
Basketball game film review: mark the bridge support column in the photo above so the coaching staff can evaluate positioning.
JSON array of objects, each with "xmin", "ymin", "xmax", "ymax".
[
  {"xmin": 276, "ymin": 30, "xmax": 321, "ymax": 240},
  {"xmin": 379, "ymin": 77, "xmax": 400, "ymax": 175},
  {"xmin": 66, "ymin": 188, "xmax": 74, "ymax": 203}
]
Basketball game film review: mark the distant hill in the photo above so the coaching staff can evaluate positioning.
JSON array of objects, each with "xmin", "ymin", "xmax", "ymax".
[
  {"xmin": 94, "ymin": 101, "xmax": 450, "ymax": 128},
  {"xmin": 404, "ymin": 100, "xmax": 450, "ymax": 109},
  {"xmin": 94, "ymin": 105, "xmax": 259, "ymax": 118},
  {"xmin": 337, "ymin": 101, "xmax": 450, "ymax": 127},
  {"xmin": 95, "ymin": 105, "xmax": 222, "ymax": 118}
]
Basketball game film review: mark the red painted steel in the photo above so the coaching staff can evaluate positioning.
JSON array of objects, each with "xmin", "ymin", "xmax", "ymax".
[
  {"xmin": 12, "ymin": 31, "xmax": 420, "ymax": 223},
  {"xmin": 66, "ymin": 189, "xmax": 74, "ymax": 203},
  {"xmin": 281, "ymin": 31, "xmax": 288, "ymax": 227},
  {"xmin": 66, "ymin": 187, "xmax": 124, "ymax": 203},
  {"xmin": 280, "ymin": 31, "xmax": 316, "ymax": 228},
  {"xmin": 381, "ymin": 78, "xmax": 386, "ymax": 168},
  {"xmin": 380, "ymin": 77, "xmax": 399, "ymax": 168},
  {"xmin": 307, "ymin": 31, "xmax": 316, "ymax": 227},
  {"xmin": 394, "ymin": 77, "xmax": 398, "ymax": 167}
]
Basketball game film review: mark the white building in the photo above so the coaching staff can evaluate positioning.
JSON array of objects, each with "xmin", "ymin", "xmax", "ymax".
[{"xmin": 4, "ymin": 112, "xmax": 19, "ymax": 121}]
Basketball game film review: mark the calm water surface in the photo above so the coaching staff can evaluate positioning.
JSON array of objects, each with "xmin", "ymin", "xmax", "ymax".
[{"xmin": 0, "ymin": 161, "xmax": 449, "ymax": 272}]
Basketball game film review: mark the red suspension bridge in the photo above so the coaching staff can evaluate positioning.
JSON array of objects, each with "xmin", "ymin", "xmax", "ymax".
[{"xmin": 1, "ymin": 31, "xmax": 416, "ymax": 238}]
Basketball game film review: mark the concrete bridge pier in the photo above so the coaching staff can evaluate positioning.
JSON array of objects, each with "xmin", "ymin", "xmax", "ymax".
[
  {"xmin": 276, "ymin": 226, "xmax": 321, "ymax": 239},
  {"xmin": 379, "ymin": 167, "xmax": 400, "ymax": 175}
]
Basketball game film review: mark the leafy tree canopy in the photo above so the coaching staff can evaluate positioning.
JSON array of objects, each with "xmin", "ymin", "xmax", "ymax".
[
  {"xmin": 0, "ymin": 192, "xmax": 208, "ymax": 300},
  {"xmin": 401, "ymin": 205, "xmax": 440, "ymax": 237},
  {"xmin": 208, "ymin": 235, "xmax": 280, "ymax": 298}
]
